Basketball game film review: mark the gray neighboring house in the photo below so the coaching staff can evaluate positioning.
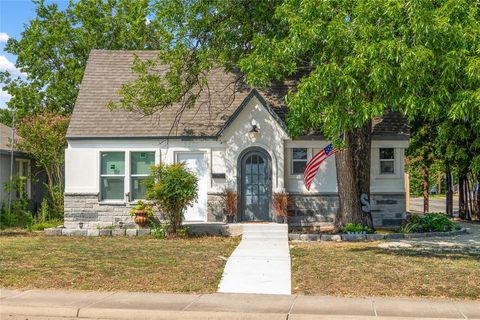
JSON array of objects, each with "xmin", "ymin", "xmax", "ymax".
[
  {"xmin": 0, "ymin": 123, "xmax": 47, "ymax": 212},
  {"xmin": 64, "ymin": 50, "xmax": 410, "ymax": 230}
]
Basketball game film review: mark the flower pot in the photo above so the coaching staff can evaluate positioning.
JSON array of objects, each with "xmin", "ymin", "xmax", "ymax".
[
  {"xmin": 226, "ymin": 215, "xmax": 234, "ymax": 224},
  {"xmin": 134, "ymin": 210, "xmax": 149, "ymax": 228}
]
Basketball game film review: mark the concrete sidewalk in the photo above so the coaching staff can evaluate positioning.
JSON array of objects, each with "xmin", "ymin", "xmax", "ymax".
[
  {"xmin": 1, "ymin": 289, "xmax": 479, "ymax": 320},
  {"xmin": 218, "ymin": 223, "xmax": 291, "ymax": 295}
]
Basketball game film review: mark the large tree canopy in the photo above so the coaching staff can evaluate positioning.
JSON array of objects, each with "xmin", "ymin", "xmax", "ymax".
[
  {"xmin": 1, "ymin": 0, "xmax": 161, "ymax": 125},
  {"xmin": 110, "ymin": 0, "xmax": 480, "ymax": 227}
]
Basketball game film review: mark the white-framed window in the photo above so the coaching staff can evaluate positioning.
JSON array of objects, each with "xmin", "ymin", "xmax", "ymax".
[
  {"xmin": 292, "ymin": 148, "xmax": 308, "ymax": 175},
  {"xmin": 15, "ymin": 158, "xmax": 31, "ymax": 199},
  {"xmin": 379, "ymin": 148, "xmax": 395, "ymax": 174},
  {"xmin": 130, "ymin": 151, "xmax": 155, "ymax": 201},
  {"xmin": 100, "ymin": 152, "xmax": 125, "ymax": 200}
]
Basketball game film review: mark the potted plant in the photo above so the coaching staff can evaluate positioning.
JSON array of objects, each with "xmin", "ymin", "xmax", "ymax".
[
  {"xmin": 129, "ymin": 200, "xmax": 153, "ymax": 228},
  {"xmin": 222, "ymin": 189, "xmax": 237, "ymax": 223},
  {"xmin": 272, "ymin": 192, "xmax": 290, "ymax": 224}
]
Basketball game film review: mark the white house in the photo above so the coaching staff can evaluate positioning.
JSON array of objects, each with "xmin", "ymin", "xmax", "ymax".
[{"xmin": 64, "ymin": 50, "xmax": 409, "ymax": 229}]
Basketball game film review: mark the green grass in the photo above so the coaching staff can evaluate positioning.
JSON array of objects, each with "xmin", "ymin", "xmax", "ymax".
[
  {"xmin": 0, "ymin": 234, "xmax": 239, "ymax": 293},
  {"xmin": 291, "ymin": 242, "xmax": 480, "ymax": 300}
]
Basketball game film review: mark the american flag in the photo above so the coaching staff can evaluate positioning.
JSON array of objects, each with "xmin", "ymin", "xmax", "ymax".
[{"xmin": 304, "ymin": 143, "xmax": 336, "ymax": 191}]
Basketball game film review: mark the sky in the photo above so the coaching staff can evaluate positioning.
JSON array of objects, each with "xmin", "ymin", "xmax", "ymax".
[{"xmin": 0, "ymin": 0, "xmax": 69, "ymax": 109}]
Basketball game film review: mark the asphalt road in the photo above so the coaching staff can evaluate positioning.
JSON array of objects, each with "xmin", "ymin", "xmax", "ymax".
[{"xmin": 409, "ymin": 196, "xmax": 459, "ymax": 214}]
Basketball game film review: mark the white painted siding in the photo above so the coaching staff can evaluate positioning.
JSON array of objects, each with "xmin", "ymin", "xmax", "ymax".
[
  {"xmin": 284, "ymin": 140, "xmax": 408, "ymax": 194},
  {"xmin": 220, "ymin": 96, "xmax": 289, "ymax": 192}
]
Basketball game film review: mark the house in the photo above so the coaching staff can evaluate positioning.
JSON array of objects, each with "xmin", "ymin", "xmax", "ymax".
[
  {"xmin": 0, "ymin": 123, "xmax": 47, "ymax": 212},
  {"xmin": 64, "ymin": 50, "xmax": 409, "ymax": 229}
]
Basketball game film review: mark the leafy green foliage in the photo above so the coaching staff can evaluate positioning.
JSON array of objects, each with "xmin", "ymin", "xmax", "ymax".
[
  {"xmin": 145, "ymin": 163, "xmax": 198, "ymax": 234},
  {"xmin": 1, "ymin": 0, "xmax": 162, "ymax": 125},
  {"xmin": 16, "ymin": 112, "xmax": 69, "ymax": 217},
  {"xmin": 342, "ymin": 223, "xmax": 373, "ymax": 234},
  {"xmin": 29, "ymin": 219, "xmax": 63, "ymax": 231},
  {"xmin": 0, "ymin": 177, "xmax": 33, "ymax": 229},
  {"xmin": 399, "ymin": 213, "xmax": 460, "ymax": 233},
  {"xmin": 129, "ymin": 200, "xmax": 154, "ymax": 218}
]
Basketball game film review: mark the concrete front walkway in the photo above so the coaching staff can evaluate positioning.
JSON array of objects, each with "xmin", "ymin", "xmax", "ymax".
[
  {"xmin": 2, "ymin": 289, "xmax": 480, "ymax": 320},
  {"xmin": 218, "ymin": 223, "xmax": 291, "ymax": 295}
]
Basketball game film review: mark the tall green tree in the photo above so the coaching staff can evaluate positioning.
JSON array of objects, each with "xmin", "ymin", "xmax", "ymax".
[
  {"xmin": 1, "ymin": 0, "xmax": 161, "ymax": 125},
  {"xmin": 111, "ymin": 0, "xmax": 480, "ymax": 227}
]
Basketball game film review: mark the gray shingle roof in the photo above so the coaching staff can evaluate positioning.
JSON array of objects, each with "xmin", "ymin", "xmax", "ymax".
[{"xmin": 67, "ymin": 50, "xmax": 409, "ymax": 140}]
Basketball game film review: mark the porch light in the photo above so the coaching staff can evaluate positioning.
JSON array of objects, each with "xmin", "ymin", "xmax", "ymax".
[
  {"xmin": 249, "ymin": 124, "xmax": 260, "ymax": 139},
  {"xmin": 78, "ymin": 222, "xmax": 84, "ymax": 229},
  {"xmin": 119, "ymin": 221, "xmax": 124, "ymax": 229}
]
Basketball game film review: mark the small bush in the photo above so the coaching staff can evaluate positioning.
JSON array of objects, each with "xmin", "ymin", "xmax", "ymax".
[
  {"xmin": 145, "ymin": 163, "xmax": 198, "ymax": 234},
  {"xmin": 29, "ymin": 219, "xmax": 63, "ymax": 231},
  {"xmin": 1, "ymin": 177, "xmax": 33, "ymax": 229},
  {"xmin": 399, "ymin": 213, "xmax": 460, "ymax": 233},
  {"xmin": 343, "ymin": 223, "xmax": 374, "ymax": 234}
]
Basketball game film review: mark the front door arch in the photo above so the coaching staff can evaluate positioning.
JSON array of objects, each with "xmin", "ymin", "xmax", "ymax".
[{"xmin": 238, "ymin": 147, "xmax": 272, "ymax": 222}]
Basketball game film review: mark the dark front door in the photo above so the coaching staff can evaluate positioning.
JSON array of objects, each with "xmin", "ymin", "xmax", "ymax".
[{"xmin": 239, "ymin": 148, "xmax": 272, "ymax": 221}]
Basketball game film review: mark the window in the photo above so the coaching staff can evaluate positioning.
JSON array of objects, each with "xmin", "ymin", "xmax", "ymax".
[
  {"xmin": 130, "ymin": 151, "xmax": 155, "ymax": 200},
  {"xmin": 292, "ymin": 148, "xmax": 308, "ymax": 175},
  {"xmin": 379, "ymin": 148, "xmax": 395, "ymax": 174},
  {"xmin": 100, "ymin": 152, "xmax": 125, "ymax": 200},
  {"xmin": 15, "ymin": 159, "xmax": 31, "ymax": 199}
]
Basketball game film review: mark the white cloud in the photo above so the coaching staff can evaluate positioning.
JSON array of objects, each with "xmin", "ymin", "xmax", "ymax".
[
  {"xmin": 0, "ymin": 88, "xmax": 12, "ymax": 109},
  {"xmin": 0, "ymin": 32, "xmax": 9, "ymax": 43},
  {"xmin": 0, "ymin": 55, "xmax": 26, "ymax": 77}
]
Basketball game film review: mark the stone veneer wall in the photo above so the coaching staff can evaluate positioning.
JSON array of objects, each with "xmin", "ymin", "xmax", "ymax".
[
  {"xmin": 207, "ymin": 193, "xmax": 226, "ymax": 222},
  {"xmin": 288, "ymin": 192, "xmax": 407, "ymax": 228},
  {"xmin": 64, "ymin": 193, "xmax": 161, "ymax": 229},
  {"xmin": 65, "ymin": 192, "xmax": 406, "ymax": 229}
]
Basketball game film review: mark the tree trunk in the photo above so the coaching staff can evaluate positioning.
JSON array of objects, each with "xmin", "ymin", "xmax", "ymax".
[
  {"xmin": 422, "ymin": 165, "xmax": 429, "ymax": 213},
  {"xmin": 335, "ymin": 122, "xmax": 374, "ymax": 230},
  {"xmin": 445, "ymin": 161, "xmax": 453, "ymax": 217},
  {"xmin": 476, "ymin": 175, "xmax": 480, "ymax": 219},
  {"xmin": 466, "ymin": 176, "xmax": 473, "ymax": 220},
  {"xmin": 459, "ymin": 175, "xmax": 466, "ymax": 219}
]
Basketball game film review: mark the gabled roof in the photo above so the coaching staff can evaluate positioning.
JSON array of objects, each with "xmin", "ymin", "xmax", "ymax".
[
  {"xmin": 68, "ymin": 50, "xmax": 287, "ymax": 139},
  {"xmin": 67, "ymin": 50, "xmax": 409, "ymax": 140}
]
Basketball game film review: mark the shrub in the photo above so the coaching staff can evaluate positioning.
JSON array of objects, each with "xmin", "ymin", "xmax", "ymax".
[
  {"xmin": 1, "ymin": 177, "xmax": 33, "ymax": 229},
  {"xmin": 343, "ymin": 223, "xmax": 374, "ymax": 234},
  {"xmin": 399, "ymin": 213, "xmax": 460, "ymax": 233},
  {"xmin": 272, "ymin": 192, "xmax": 291, "ymax": 223},
  {"xmin": 145, "ymin": 163, "xmax": 198, "ymax": 234},
  {"xmin": 29, "ymin": 219, "xmax": 63, "ymax": 231},
  {"xmin": 221, "ymin": 189, "xmax": 237, "ymax": 218}
]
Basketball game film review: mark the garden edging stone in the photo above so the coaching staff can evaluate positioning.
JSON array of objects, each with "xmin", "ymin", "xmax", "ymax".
[{"xmin": 289, "ymin": 228, "xmax": 467, "ymax": 242}]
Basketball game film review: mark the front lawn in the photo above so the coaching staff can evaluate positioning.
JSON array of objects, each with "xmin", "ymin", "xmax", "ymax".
[
  {"xmin": 0, "ymin": 234, "xmax": 239, "ymax": 293},
  {"xmin": 291, "ymin": 242, "xmax": 480, "ymax": 299}
]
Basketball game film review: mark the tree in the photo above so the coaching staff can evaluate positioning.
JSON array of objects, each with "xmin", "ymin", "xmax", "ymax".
[
  {"xmin": 112, "ymin": 0, "xmax": 480, "ymax": 228},
  {"xmin": 16, "ymin": 113, "xmax": 70, "ymax": 216},
  {"xmin": 1, "ymin": 0, "xmax": 161, "ymax": 125},
  {"xmin": 145, "ymin": 163, "xmax": 198, "ymax": 234}
]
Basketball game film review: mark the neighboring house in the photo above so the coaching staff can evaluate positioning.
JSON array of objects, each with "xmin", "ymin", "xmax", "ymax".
[
  {"xmin": 64, "ymin": 50, "xmax": 409, "ymax": 229},
  {"xmin": 0, "ymin": 123, "xmax": 47, "ymax": 212}
]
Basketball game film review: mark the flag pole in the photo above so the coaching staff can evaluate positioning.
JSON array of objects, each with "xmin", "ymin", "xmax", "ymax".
[{"xmin": 8, "ymin": 108, "xmax": 15, "ymax": 214}]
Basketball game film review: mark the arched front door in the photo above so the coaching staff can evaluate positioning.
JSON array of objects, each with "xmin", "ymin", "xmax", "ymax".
[{"xmin": 238, "ymin": 147, "xmax": 272, "ymax": 222}]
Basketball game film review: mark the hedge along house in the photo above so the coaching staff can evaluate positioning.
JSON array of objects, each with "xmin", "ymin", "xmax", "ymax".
[{"xmin": 64, "ymin": 50, "xmax": 410, "ymax": 230}]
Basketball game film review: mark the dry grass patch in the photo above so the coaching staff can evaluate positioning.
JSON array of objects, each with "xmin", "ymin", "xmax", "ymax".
[
  {"xmin": 291, "ymin": 241, "xmax": 480, "ymax": 300},
  {"xmin": 0, "ymin": 234, "xmax": 239, "ymax": 293}
]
